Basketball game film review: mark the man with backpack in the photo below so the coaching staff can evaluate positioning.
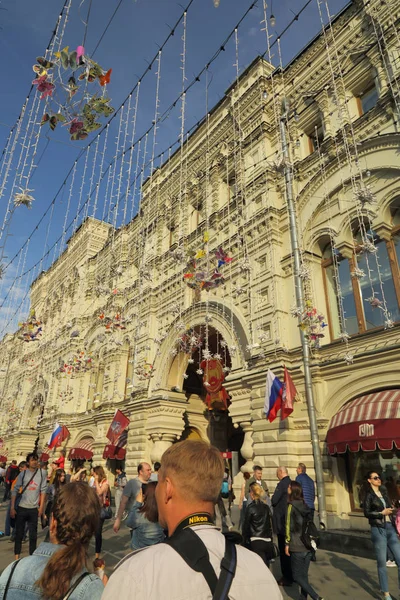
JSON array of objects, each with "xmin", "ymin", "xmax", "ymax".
[
  {"xmin": 10, "ymin": 451, "xmax": 47, "ymax": 559},
  {"xmin": 103, "ymin": 440, "xmax": 282, "ymax": 600},
  {"xmin": 3, "ymin": 460, "xmax": 19, "ymax": 502}
]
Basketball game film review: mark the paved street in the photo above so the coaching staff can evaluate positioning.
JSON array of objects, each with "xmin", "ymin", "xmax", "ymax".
[{"xmin": 0, "ymin": 503, "xmax": 398, "ymax": 599}]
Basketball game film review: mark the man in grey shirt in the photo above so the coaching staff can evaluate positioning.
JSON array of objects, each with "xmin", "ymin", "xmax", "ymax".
[
  {"xmin": 11, "ymin": 451, "xmax": 47, "ymax": 559},
  {"xmin": 113, "ymin": 462, "xmax": 152, "ymax": 533}
]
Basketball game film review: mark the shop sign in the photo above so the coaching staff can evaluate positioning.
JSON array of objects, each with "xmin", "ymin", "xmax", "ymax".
[{"xmin": 359, "ymin": 423, "xmax": 374, "ymax": 437}]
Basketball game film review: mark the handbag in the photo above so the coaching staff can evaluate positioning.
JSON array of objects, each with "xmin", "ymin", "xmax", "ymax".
[{"xmin": 100, "ymin": 485, "xmax": 113, "ymax": 520}]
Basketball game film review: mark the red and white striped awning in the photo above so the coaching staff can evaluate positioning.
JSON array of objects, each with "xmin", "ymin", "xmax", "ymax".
[
  {"xmin": 68, "ymin": 438, "xmax": 94, "ymax": 461},
  {"xmin": 327, "ymin": 390, "xmax": 400, "ymax": 454}
]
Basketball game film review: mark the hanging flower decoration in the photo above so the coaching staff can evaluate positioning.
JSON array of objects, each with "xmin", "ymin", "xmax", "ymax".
[
  {"xmin": 14, "ymin": 188, "xmax": 35, "ymax": 209},
  {"xmin": 366, "ymin": 295, "xmax": 383, "ymax": 309},
  {"xmin": 298, "ymin": 300, "xmax": 328, "ymax": 348},
  {"xmin": 354, "ymin": 185, "xmax": 376, "ymax": 206},
  {"xmin": 31, "ymin": 47, "xmax": 114, "ymax": 141},
  {"xmin": 59, "ymin": 351, "xmax": 94, "ymax": 376},
  {"xmin": 98, "ymin": 312, "xmax": 127, "ymax": 332},
  {"xmin": 183, "ymin": 232, "xmax": 233, "ymax": 291},
  {"xmin": 18, "ymin": 309, "xmax": 42, "ymax": 342},
  {"xmin": 177, "ymin": 328, "xmax": 202, "ymax": 354},
  {"xmin": 135, "ymin": 362, "xmax": 155, "ymax": 381}
]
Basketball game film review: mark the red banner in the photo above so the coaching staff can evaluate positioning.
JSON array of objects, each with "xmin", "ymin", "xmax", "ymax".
[
  {"xmin": 106, "ymin": 409, "xmax": 130, "ymax": 445},
  {"xmin": 200, "ymin": 358, "xmax": 230, "ymax": 411}
]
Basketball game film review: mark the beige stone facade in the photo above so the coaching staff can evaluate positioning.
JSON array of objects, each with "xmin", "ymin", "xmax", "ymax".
[{"xmin": 0, "ymin": 0, "xmax": 399, "ymax": 529}]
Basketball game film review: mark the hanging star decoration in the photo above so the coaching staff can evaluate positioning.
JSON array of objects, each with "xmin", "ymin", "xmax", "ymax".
[
  {"xmin": 14, "ymin": 189, "xmax": 35, "ymax": 209},
  {"xmin": 354, "ymin": 185, "xmax": 376, "ymax": 206},
  {"xmin": 177, "ymin": 328, "xmax": 202, "ymax": 354},
  {"xmin": 31, "ymin": 47, "xmax": 114, "ymax": 141},
  {"xmin": 366, "ymin": 295, "xmax": 383, "ymax": 310},
  {"xmin": 18, "ymin": 309, "xmax": 42, "ymax": 342},
  {"xmin": 298, "ymin": 300, "xmax": 328, "ymax": 348},
  {"xmin": 183, "ymin": 232, "xmax": 233, "ymax": 291}
]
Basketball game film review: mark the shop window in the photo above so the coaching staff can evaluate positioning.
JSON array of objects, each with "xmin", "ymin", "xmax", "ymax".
[
  {"xmin": 322, "ymin": 217, "xmax": 400, "ymax": 338},
  {"xmin": 358, "ymin": 84, "xmax": 379, "ymax": 115},
  {"xmin": 345, "ymin": 450, "xmax": 400, "ymax": 511}
]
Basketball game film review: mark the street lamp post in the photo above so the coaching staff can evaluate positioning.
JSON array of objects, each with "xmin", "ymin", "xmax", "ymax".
[{"xmin": 279, "ymin": 100, "xmax": 327, "ymax": 527}]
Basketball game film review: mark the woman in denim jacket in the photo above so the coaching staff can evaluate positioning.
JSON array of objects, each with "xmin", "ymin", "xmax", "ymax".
[
  {"xmin": 0, "ymin": 482, "xmax": 104, "ymax": 599},
  {"xmin": 126, "ymin": 481, "xmax": 164, "ymax": 550}
]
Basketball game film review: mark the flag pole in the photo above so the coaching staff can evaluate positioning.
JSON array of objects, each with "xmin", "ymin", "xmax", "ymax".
[{"xmin": 279, "ymin": 99, "xmax": 327, "ymax": 528}]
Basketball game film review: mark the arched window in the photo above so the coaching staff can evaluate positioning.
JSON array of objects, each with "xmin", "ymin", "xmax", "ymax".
[{"xmin": 322, "ymin": 212, "xmax": 400, "ymax": 337}]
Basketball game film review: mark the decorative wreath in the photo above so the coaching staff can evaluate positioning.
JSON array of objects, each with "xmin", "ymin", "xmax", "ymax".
[
  {"xmin": 298, "ymin": 300, "xmax": 328, "ymax": 348},
  {"xmin": 59, "ymin": 350, "xmax": 94, "ymax": 376},
  {"xmin": 183, "ymin": 233, "xmax": 233, "ymax": 291},
  {"xmin": 18, "ymin": 310, "xmax": 42, "ymax": 342},
  {"xmin": 98, "ymin": 312, "xmax": 127, "ymax": 332},
  {"xmin": 32, "ymin": 46, "xmax": 114, "ymax": 141}
]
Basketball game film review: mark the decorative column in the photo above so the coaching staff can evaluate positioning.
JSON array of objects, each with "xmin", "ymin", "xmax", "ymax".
[
  {"xmin": 226, "ymin": 385, "xmax": 254, "ymax": 472},
  {"xmin": 238, "ymin": 421, "xmax": 255, "ymax": 473},
  {"xmin": 145, "ymin": 392, "xmax": 187, "ymax": 463}
]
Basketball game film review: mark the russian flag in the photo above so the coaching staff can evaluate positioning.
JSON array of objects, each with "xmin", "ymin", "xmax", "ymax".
[
  {"xmin": 264, "ymin": 370, "xmax": 284, "ymax": 423},
  {"xmin": 48, "ymin": 423, "xmax": 63, "ymax": 450}
]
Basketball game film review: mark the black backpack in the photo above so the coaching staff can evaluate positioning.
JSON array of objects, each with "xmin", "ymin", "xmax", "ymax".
[{"xmin": 293, "ymin": 506, "xmax": 320, "ymax": 551}]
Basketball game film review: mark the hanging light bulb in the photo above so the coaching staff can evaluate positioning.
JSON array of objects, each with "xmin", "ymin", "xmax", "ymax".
[
  {"xmin": 213, "ymin": 0, "xmax": 220, "ymax": 7},
  {"xmin": 262, "ymin": 90, "xmax": 268, "ymax": 100},
  {"xmin": 270, "ymin": 14, "xmax": 276, "ymax": 27}
]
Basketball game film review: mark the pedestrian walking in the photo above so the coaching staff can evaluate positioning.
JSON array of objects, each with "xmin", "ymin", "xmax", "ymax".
[
  {"xmin": 93, "ymin": 466, "xmax": 110, "ymax": 558},
  {"xmin": 285, "ymin": 481, "xmax": 324, "ymax": 600},
  {"xmin": 11, "ymin": 452, "xmax": 47, "ymax": 559},
  {"xmin": 150, "ymin": 461, "xmax": 161, "ymax": 482},
  {"xmin": 239, "ymin": 472, "xmax": 251, "ymax": 531},
  {"xmin": 0, "ymin": 482, "xmax": 105, "ymax": 599},
  {"xmin": 271, "ymin": 466, "xmax": 293, "ymax": 587},
  {"xmin": 4, "ymin": 461, "xmax": 26, "ymax": 541},
  {"xmin": 3, "ymin": 460, "xmax": 19, "ymax": 502},
  {"xmin": 363, "ymin": 471, "xmax": 400, "ymax": 600},
  {"xmin": 126, "ymin": 481, "xmax": 164, "ymax": 550},
  {"xmin": 215, "ymin": 467, "xmax": 234, "ymax": 530},
  {"xmin": 242, "ymin": 482, "xmax": 274, "ymax": 568},
  {"xmin": 295, "ymin": 463, "xmax": 316, "ymax": 518},
  {"xmin": 114, "ymin": 467, "xmax": 127, "ymax": 517},
  {"xmin": 103, "ymin": 440, "xmax": 283, "ymax": 600},
  {"xmin": 113, "ymin": 462, "xmax": 152, "ymax": 533},
  {"xmin": 43, "ymin": 468, "xmax": 66, "ymax": 536}
]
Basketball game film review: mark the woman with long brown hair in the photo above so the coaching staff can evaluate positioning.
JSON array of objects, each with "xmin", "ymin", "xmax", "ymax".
[
  {"xmin": 0, "ymin": 482, "xmax": 104, "ymax": 599},
  {"xmin": 93, "ymin": 465, "xmax": 110, "ymax": 558},
  {"xmin": 126, "ymin": 481, "xmax": 164, "ymax": 550}
]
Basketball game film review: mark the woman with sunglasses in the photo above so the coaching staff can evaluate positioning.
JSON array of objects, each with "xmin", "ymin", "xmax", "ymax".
[{"xmin": 363, "ymin": 471, "xmax": 400, "ymax": 600}]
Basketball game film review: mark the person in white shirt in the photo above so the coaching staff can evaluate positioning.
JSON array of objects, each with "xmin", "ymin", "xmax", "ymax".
[{"xmin": 102, "ymin": 440, "xmax": 282, "ymax": 600}]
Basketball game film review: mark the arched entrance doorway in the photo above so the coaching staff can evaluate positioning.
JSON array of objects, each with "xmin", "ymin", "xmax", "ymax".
[{"xmin": 181, "ymin": 325, "xmax": 244, "ymax": 466}]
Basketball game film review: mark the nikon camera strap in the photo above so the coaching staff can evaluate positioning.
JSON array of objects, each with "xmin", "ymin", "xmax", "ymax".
[{"xmin": 164, "ymin": 513, "xmax": 237, "ymax": 600}]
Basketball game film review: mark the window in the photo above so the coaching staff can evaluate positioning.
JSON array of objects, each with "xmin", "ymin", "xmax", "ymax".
[
  {"xmin": 358, "ymin": 85, "xmax": 379, "ymax": 115},
  {"xmin": 322, "ymin": 219, "xmax": 400, "ymax": 338},
  {"xmin": 307, "ymin": 120, "xmax": 324, "ymax": 154},
  {"xmin": 346, "ymin": 450, "xmax": 400, "ymax": 511}
]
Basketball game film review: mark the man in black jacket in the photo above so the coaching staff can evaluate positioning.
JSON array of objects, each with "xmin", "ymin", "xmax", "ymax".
[{"xmin": 271, "ymin": 466, "xmax": 293, "ymax": 587}]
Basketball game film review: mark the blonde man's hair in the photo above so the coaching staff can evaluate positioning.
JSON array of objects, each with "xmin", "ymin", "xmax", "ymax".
[
  {"xmin": 159, "ymin": 440, "xmax": 224, "ymax": 503},
  {"xmin": 250, "ymin": 482, "xmax": 267, "ymax": 503}
]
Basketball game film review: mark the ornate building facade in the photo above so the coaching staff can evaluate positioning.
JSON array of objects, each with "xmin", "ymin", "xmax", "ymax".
[{"xmin": 0, "ymin": 0, "xmax": 399, "ymax": 529}]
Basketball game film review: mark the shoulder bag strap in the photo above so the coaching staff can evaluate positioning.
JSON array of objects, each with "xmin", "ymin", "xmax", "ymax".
[
  {"xmin": 3, "ymin": 559, "xmax": 21, "ymax": 599},
  {"xmin": 165, "ymin": 528, "xmax": 218, "ymax": 595},
  {"xmin": 62, "ymin": 572, "xmax": 91, "ymax": 600},
  {"xmin": 165, "ymin": 528, "xmax": 237, "ymax": 600},
  {"xmin": 212, "ymin": 537, "xmax": 237, "ymax": 600},
  {"xmin": 20, "ymin": 469, "xmax": 38, "ymax": 496}
]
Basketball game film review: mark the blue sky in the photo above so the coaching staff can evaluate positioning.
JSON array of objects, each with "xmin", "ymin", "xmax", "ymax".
[{"xmin": 0, "ymin": 0, "xmax": 350, "ymax": 332}]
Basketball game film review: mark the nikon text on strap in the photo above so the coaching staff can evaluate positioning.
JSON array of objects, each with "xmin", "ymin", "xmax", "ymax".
[{"xmin": 165, "ymin": 513, "xmax": 237, "ymax": 600}]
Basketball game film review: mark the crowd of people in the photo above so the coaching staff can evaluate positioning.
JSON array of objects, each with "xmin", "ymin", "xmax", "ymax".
[{"xmin": 0, "ymin": 444, "xmax": 398, "ymax": 599}]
